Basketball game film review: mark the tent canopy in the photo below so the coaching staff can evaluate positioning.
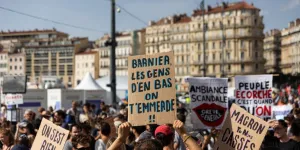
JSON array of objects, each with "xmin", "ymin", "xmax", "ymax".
[
  {"xmin": 96, "ymin": 76, "xmax": 128, "ymax": 91},
  {"xmin": 75, "ymin": 72, "xmax": 103, "ymax": 90}
]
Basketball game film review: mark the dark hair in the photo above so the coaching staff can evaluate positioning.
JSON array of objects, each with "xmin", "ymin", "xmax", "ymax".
[
  {"xmin": 132, "ymin": 126, "xmax": 146, "ymax": 135},
  {"xmin": 16, "ymin": 134, "xmax": 30, "ymax": 148},
  {"xmin": 278, "ymin": 119, "xmax": 288, "ymax": 128},
  {"xmin": 96, "ymin": 122, "xmax": 111, "ymax": 136},
  {"xmin": 120, "ymin": 104, "xmax": 126, "ymax": 110},
  {"xmin": 134, "ymin": 139, "xmax": 163, "ymax": 150},
  {"xmin": 147, "ymin": 124, "xmax": 159, "ymax": 136},
  {"xmin": 291, "ymin": 119, "xmax": 300, "ymax": 136},
  {"xmin": 91, "ymin": 104, "xmax": 96, "ymax": 109},
  {"xmin": 83, "ymin": 103, "xmax": 90, "ymax": 108},
  {"xmin": 155, "ymin": 133, "xmax": 174, "ymax": 147},
  {"xmin": 115, "ymin": 114, "xmax": 126, "ymax": 121},
  {"xmin": 70, "ymin": 124, "xmax": 82, "ymax": 132},
  {"xmin": 55, "ymin": 110, "xmax": 66, "ymax": 119},
  {"xmin": 177, "ymin": 114, "xmax": 186, "ymax": 124},
  {"xmin": 0, "ymin": 129, "xmax": 14, "ymax": 146},
  {"xmin": 80, "ymin": 123, "xmax": 92, "ymax": 135},
  {"xmin": 71, "ymin": 134, "xmax": 90, "ymax": 149}
]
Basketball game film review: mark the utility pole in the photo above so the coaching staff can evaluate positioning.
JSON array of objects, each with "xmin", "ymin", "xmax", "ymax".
[
  {"xmin": 202, "ymin": 0, "xmax": 206, "ymax": 77},
  {"xmin": 110, "ymin": 0, "xmax": 117, "ymax": 106}
]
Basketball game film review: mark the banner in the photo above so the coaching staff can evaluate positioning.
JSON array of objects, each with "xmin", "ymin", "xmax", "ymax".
[
  {"xmin": 214, "ymin": 104, "xmax": 269, "ymax": 150},
  {"xmin": 273, "ymin": 105, "xmax": 293, "ymax": 120},
  {"xmin": 235, "ymin": 75, "xmax": 273, "ymax": 121},
  {"xmin": 4, "ymin": 94, "xmax": 23, "ymax": 105},
  {"xmin": 187, "ymin": 77, "xmax": 228, "ymax": 129},
  {"xmin": 128, "ymin": 52, "xmax": 176, "ymax": 126},
  {"xmin": 32, "ymin": 118, "xmax": 69, "ymax": 150}
]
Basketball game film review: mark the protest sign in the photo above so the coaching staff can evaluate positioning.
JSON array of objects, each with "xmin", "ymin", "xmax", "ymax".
[
  {"xmin": 273, "ymin": 105, "xmax": 293, "ymax": 120},
  {"xmin": 4, "ymin": 94, "xmax": 23, "ymax": 105},
  {"xmin": 235, "ymin": 75, "xmax": 273, "ymax": 121},
  {"xmin": 214, "ymin": 103, "xmax": 269, "ymax": 150},
  {"xmin": 32, "ymin": 118, "xmax": 69, "ymax": 150},
  {"xmin": 187, "ymin": 77, "xmax": 228, "ymax": 129},
  {"xmin": 128, "ymin": 52, "xmax": 176, "ymax": 126}
]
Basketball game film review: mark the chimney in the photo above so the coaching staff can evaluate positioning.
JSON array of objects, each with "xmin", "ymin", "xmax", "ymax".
[
  {"xmin": 296, "ymin": 18, "xmax": 300, "ymax": 26},
  {"xmin": 222, "ymin": 2, "xmax": 228, "ymax": 8},
  {"xmin": 207, "ymin": 5, "xmax": 212, "ymax": 11}
]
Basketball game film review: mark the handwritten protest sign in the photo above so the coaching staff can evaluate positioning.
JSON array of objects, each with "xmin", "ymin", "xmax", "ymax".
[
  {"xmin": 273, "ymin": 105, "xmax": 293, "ymax": 120},
  {"xmin": 235, "ymin": 75, "xmax": 273, "ymax": 121},
  {"xmin": 128, "ymin": 52, "xmax": 176, "ymax": 126},
  {"xmin": 32, "ymin": 118, "xmax": 69, "ymax": 150},
  {"xmin": 187, "ymin": 77, "xmax": 228, "ymax": 129},
  {"xmin": 214, "ymin": 104, "xmax": 268, "ymax": 150}
]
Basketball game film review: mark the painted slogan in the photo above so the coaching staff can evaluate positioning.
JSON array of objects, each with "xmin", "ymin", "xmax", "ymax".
[
  {"xmin": 128, "ymin": 52, "xmax": 176, "ymax": 126},
  {"xmin": 188, "ymin": 77, "xmax": 228, "ymax": 129},
  {"xmin": 235, "ymin": 75, "xmax": 273, "ymax": 121},
  {"xmin": 214, "ymin": 104, "xmax": 269, "ymax": 150}
]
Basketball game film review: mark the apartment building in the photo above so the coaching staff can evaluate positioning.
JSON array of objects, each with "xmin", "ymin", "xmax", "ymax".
[
  {"xmin": 23, "ymin": 37, "xmax": 89, "ymax": 88},
  {"xmin": 0, "ymin": 51, "xmax": 8, "ymax": 76},
  {"xmin": 8, "ymin": 52, "xmax": 26, "ymax": 76},
  {"xmin": 146, "ymin": 1, "xmax": 265, "ymax": 91},
  {"xmin": 281, "ymin": 19, "xmax": 300, "ymax": 75},
  {"xmin": 74, "ymin": 50, "xmax": 99, "ymax": 86},
  {"xmin": 264, "ymin": 29, "xmax": 281, "ymax": 73},
  {"xmin": 96, "ymin": 30, "xmax": 145, "ymax": 77}
]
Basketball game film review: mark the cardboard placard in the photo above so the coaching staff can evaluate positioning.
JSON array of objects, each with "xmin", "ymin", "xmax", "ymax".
[
  {"xmin": 32, "ymin": 118, "xmax": 69, "ymax": 150},
  {"xmin": 187, "ymin": 77, "xmax": 228, "ymax": 129},
  {"xmin": 234, "ymin": 75, "xmax": 273, "ymax": 121},
  {"xmin": 128, "ymin": 52, "xmax": 176, "ymax": 126},
  {"xmin": 214, "ymin": 104, "xmax": 268, "ymax": 150}
]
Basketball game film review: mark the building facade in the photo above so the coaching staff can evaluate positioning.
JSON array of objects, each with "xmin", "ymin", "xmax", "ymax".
[
  {"xmin": 8, "ymin": 52, "xmax": 26, "ymax": 76},
  {"xmin": 96, "ymin": 30, "xmax": 145, "ymax": 77},
  {"xmin": 264, "ymin": 29, "xmax": 281, "ymax": 73},
  {"xmin": 281, "ymin": 19, "xmax": 300, "ymax": 75},
  {"xmin": 0, "ymin": 51, "xmax": 8, "ymax": 77},
  {"xmin": 75, "ymin": 50, "xmax": 99, "ymax": 86},
  {"xmin": 23, "ymin": 37, "xmax": 89, "ymax": 88},
  {"xmin": 146, "ymin": 2, "xmax": 265, "ymax": 90}
]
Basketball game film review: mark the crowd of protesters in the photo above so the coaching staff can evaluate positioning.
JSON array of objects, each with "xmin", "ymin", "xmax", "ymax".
[{"xmin": 1, "ymin": 84, "xmax": 300, "ymax": 150}]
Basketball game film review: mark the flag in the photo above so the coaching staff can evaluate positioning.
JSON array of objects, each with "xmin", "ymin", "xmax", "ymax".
[{"xmin": 200, "ymin": 0, "xmax": 205, "ymax": 10}]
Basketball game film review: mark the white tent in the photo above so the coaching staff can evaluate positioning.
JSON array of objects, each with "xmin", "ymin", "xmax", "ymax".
[
  {"xmin": 75, "ymin": 72, "xmax": 103, "ymax": 90},
  {"xmin": 96, "ymin": 76, "xmax": 128, "ymax": 91}
]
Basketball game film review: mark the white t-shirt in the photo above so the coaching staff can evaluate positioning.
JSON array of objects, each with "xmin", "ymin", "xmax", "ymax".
[{"xmin": 95, "ymin": 139, "xmax": 106, "ymax": 150}]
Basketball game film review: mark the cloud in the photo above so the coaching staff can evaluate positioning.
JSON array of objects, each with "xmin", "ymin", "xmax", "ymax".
[{"xmin": 281, "ymin": 0, "xmax": 300, "ymax": 11}]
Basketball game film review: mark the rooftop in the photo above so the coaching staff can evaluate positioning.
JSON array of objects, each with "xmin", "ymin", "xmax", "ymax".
[
  {"xmin": 192, "ymin": 1, "xmax": 259, "ymax": 17},
  {"xmin": 0, "ymin": 28, "xmax": 68, "ymax": 36},
  {"xmin": 76, "ymin": 50, "xmax": 97, "ymax": 55}
]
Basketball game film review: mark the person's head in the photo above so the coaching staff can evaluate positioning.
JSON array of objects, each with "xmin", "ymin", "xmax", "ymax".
[
  {"xmin": 284, "ymin": 114, "xmax": 294, "ymax": 126},
  {"xmin": 178, "ymin": 103, "xmax": 183, "ymax": 108},
  {"xmin": 80, "ymin": 123, "xmax": 92, "ymax": 135},
  {"xmin": 293, "ymin": 102, "xmax": 299, "ymax": 109},
  {"xmin": 83, "ymin": 103, "xmax": 90, "ymax": 113},
  {"xmin": 41, "ymin": 110, "xmax": 52, "ymax": 120},
  {"xmin": 38, "ymin": 107, "xmax": 45, "ymax": 115},
  {"xmin": 154, "ymin": 125, "xmax": 174, "ymax": 147},
  {"xmin": 100, "ymin": 102, "xmax": 105, "ymax": 109},
  {"xmin": 146, "ymin": 124, "xmax": 159, "ymax": 136},
  {"xmin": 15, "ymin": 134, "xmax": 30, "ymax": 148},
  {"xmin": 96, "ymin": 122, "xmax": 111, "ymax": 137},
  {"xmin": 100, "ymin": 112, "xmax": 108, "ymax": 119},
  {"xmin": 0, "ymin": 129, "xmax": 14, "ymax": 146},
  {"xmin": 70, "ymin": 125, "xmax": 82, "ymax": 138},
  {"xmin": 24, "ymin": 109, "xmax": 33, "ymax": 121},
  {"xmin": 274, "ymin": 120, "xmax": 288, "ymax": 139},
  {"xmin": 177, "ymin": 113, "xmax": 186, "ymax": 124},
  {"xmin": 48, "ymin": 106, "xmax": 54, "ymax": 113},
  {"xmin": 134, "ymin": 139, "xmax": 163, "ymax": 150},
  {"xmin": 131, "ymin": 126, "xmax": 146, "ymax": 137},
  {"xmin": 293, "ymin": 108, "xmax": 300, "ymax": 119},
  {"xmin": 72, "ymin": 101, "xmax": 78, "ymax": 110},
  {"xmin": 71, "ymin": 134, "xmax": 90, "ymax": 150},
  {"xmin": 54, "ymin": 110, "xmax": 66, "ymax": 122},
  {"xmin": 291, "ymin": 119, "xmax": 300, "ymax": 137},
  {"xmin": 91, "ymin": 104, "xmax": 96, "ymax": 111},
  {"xmin": 114, "ymin": 114, "xmax": 126, "ymax": 122},
  {"xmin": 18, "ymin": 121, "xmax": 30, "ymax": 134}
]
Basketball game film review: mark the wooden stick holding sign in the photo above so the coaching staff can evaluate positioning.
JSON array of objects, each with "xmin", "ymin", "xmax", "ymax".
[
  {"xmin": 31, "ymin": 118, "xmax": 69, "ymax": 150},
  {"xmin": 214, "ymin": 104, "xmax": 269, "ymax": 150},
  {"xmin": 128, "ymin": 51, "xmax": 177, "ymax": 126}
]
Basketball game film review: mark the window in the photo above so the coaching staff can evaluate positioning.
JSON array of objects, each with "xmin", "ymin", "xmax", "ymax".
[
  {"xmin": 213, "ymin": 65, "xmax": 215, "ymax": 72},
  {"xmin": 20, "ymin": 66, "xmax": 22, "ymax": 70},
  {"xmin": 255, "ymin": 40, "xmax": 258, "ymax": 48},
  {"xmin": 219, "ymin": 21, "xmax": 223, "ymax": 29},
  {"xmin": 228, "ymin": 20, "xmax": 231, "ymax": 26},
  {"xmin": 205, "ymin": 43, "xmax": 208, "ymax": 49},
  {"xmin": 228, "ymin": 65, "xmax": 231, "ymax": 72},
  {"xmin": 212, "ymin": 42, "xmax": 215, "ymax": 49},
  {"xmin": 241, "ymin": 19, "xmax": 244, "ymax": 25},
  {"xmin": 220, "ymin": 53, "xmax": 222, "ymax": 60},
  {"xmin": 198, "ymin": 54, "xmax": 201, "ymax": 61},
  {"xmin": 255, "ymin": 52, "xmax": 258, "ymax": 58},
  {"xmin": 227, "ymin": 52, "xmax": 230, "ymax": 60},
  {"xmin": 14, "ymin": 66, "xmax": 17, "ymax": 70},
  {"xmin": 198, "ymin": 43, "xmax": 201, "ymax": 50},
  {"xmin": 213, "ymin": 54, "xmax": 215, "ymax": 60},
  {"xmin": 241, "ymin": 64, "xmax": 245, "ymax": 72},
  {"xmin": 181, "ymin": 56, "xmax": 184, "ymax": 63},
  {"xmin": 227, "ymin": 41, "xmax": 231, "ymax": 48},
  {"xmin": 10, "ymin": 58, "xmax": 12, "ymax": 62},
  {"xmin": 212, "ymin": 22, "xmax": 215, "ymax": 28},
  {"xmin": 15, "ymin": 58, "xmax": 17, "ymax": 62},
  {"xmin": 92, "ymin": 63, "xmax": 94, "ymax": 67},
  {"xmin": 254, "ymin": 19, "xmax": 257, "ymax": 25},
  {"xmin": 85, "ymin": 63, "xmax": 88, "ymax": 67},
  {"xmin": 255, "ymin": 64, "xmax": 259, "ymax": 70},
  {"xmin": 10, "ymin": 66, "xmax": 12, "ymax": 70},
  {"xmin": 0, "ymin": 56, "xmax": 2, "ymax": 60},
  {"xmin": 241, "ymin": 52, "xmax": 244, "ymax": 60},
  {"xmin": 68, "ymin": 77, "xmax": 72, "ymax": 82},
  {"xmin": 219, "ymin": 42, "xmax": 222, "ymax": 49},
  {"xmin": 240, "ymin": 40, "xmax": 244, "ymax": 48}
]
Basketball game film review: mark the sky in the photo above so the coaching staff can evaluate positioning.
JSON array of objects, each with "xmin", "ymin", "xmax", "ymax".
[{"xmin": 1, "ymin": 0, "xmax": 300, "ymax": 40}]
